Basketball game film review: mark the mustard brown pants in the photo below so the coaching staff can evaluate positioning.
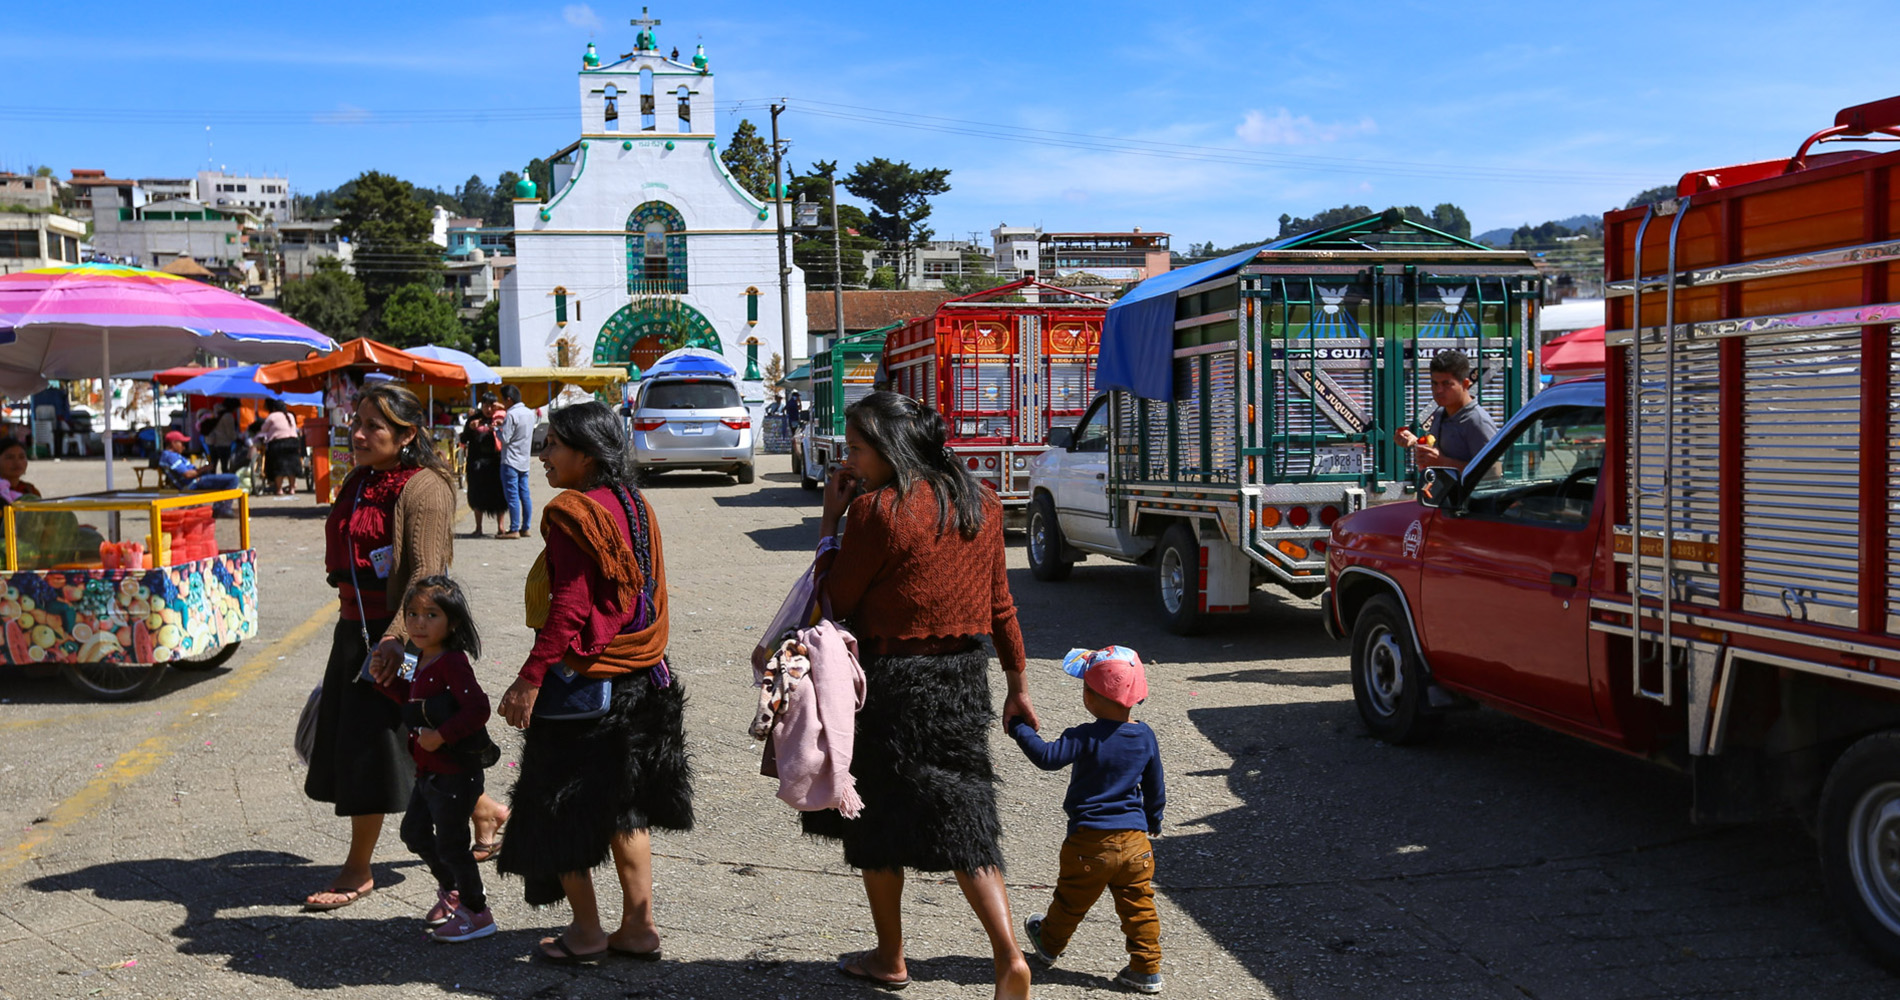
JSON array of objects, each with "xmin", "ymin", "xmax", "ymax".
[{"xmin": 1038, "ymin": 827, "xmax": 1161, "ymax": 974}]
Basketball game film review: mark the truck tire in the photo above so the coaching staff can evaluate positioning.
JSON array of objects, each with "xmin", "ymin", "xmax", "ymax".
[
  {"xmin": 1027, "ymin": 494, "xmax": 1074, "ymax": 582},
  {"xmin": 1819, "ymin": 730, "xmax": 1900, "ymax": 970},
  {"xmin": 1349, "ymin": 595, "xmax": 1442, "ymax": 744},
  {"xmin": 1155, "ymin": 523, "xmax": 1205, "ymax": 636}
]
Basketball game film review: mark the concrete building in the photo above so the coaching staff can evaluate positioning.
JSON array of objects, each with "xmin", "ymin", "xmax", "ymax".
[
  {"xmin": 91, "ymin": 189, "xmax": 256, "ymax": 270},
  {"xmin": 66, "ymin": 170, "xmax": 143, "ymax": 222},
  {"xmin": 864, "ymin": 240, "xmax": 992, "ymax": 291},
  {"xmin": 270, "ymin": 219, "xmax": 353, "ymax": 279},
  {"xmin": 992, "ymin": 224, "xmax": 1041, "ymax": 280},
  {"xmin": 1040, "ymin": 229, "xmax": 1170, "ymax": 281},
  {"xmin": 0, "ymin": 173, "xmax": 60, "ymax": 211},
  {"xmin": 0, "ymin": 212, "xmax": 87, "ymax": 274},
  {"xmin": 446, "ymin": 217, "xmax": 514, "ymax": 260},
  {"xmin": 500, "ymin": 16, "xmax": 807, "ymax": 373},
  {"xmin": 138, "ymin": 177, "xmax": 198, "ymax": 202},
  {"xmin": 197, "ymin": 171, "xmax": 290, "ymax": 220}
]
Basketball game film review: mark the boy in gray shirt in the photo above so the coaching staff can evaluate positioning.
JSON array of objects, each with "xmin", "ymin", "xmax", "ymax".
[{"xmin": 1396, "ymin": 349, "xmax": 1497, "ymax": 471}]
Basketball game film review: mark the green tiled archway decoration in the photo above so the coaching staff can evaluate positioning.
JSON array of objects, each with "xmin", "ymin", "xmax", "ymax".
[
  {"xmin": 626, "ymin": 201, "xmax": 688, "ymax": 294},
  {"xmin": 594, "ymin": 300, "xmax": 722, "ymax": 367}
]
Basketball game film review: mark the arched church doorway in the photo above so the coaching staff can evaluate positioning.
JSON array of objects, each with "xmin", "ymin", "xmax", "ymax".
[{"xmin": 594, "ymin": 300, "xmax": 722, "ymax": 370}]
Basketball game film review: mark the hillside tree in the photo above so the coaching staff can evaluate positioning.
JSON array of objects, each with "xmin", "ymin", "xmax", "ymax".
[{"xmin": 721, "ymin": 119, "xmax": 773, "ymax": 200}]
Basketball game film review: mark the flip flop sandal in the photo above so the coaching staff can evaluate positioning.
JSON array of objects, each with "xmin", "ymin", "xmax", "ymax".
[
  {"xmin": 536, "ymin": 936, "xmax": 607, "ymax": 966},
  {"xmin": 609, "ymin": 944, "xmax": 663, "ymax": 961},
  {"xmin": 837, "ymin": 951, "xmax": 909, "ymax": 990},
  {"xmin": 470, "ymin": 838, "xmax": 501, "ymax": 863},
  {"xmin": 303, "ymin": 885, "xmax": 373, "ymax": 912}
]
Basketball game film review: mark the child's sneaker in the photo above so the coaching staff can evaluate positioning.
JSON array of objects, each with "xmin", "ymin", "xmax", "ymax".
[
  {"xmin": 423, "ymin": 889, "xmax": 460, "ymax": 927},
  {"xmin": 1115, "ymin": 967, "xmax": 1164, "ymax": 994},
  {"xmin": 431, "ymin": 906, "xmax": 497, "ymax": 943},
  {"xmin": 1022, "ymin": 914, "xmax": 1059, "ymax": 966}
]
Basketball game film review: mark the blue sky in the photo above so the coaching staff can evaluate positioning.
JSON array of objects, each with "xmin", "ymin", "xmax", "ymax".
[{"xmin": 3, "ymin": 1, "xmax": 1896, "ymax": 246}]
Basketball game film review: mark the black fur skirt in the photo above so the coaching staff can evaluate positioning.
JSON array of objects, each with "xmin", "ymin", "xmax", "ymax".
[
  {"xmin": 498, "ymin": 669, "xmax": 693, "ymax": 905},
  {"xmin": 802, "ymin": 646, "xmax": 1005, "ymax": 874}
]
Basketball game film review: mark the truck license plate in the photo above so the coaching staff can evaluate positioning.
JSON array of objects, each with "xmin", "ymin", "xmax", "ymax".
[{"xmin": 1314, "ymin": 446, "xmax": 1363, "ymax": 475}]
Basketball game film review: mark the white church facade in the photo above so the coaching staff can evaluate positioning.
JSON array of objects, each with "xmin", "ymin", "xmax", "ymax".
[{"xmin": 499, "ymin": 12, "xmax": 806, "ymax": 382}]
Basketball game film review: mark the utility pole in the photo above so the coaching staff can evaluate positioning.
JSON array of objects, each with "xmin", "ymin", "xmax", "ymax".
[
  {"xmin": 770, "ymin": 103, "xmax": 793, "ymax": 376},
  {"xmin": 830, "ymin": 172, "xmax": 844, "ymax": 347}
]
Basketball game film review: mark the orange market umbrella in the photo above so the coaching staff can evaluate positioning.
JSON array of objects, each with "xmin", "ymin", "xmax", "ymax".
[
  {"xmin": 256, "ymin": 337, "xmax": 468, "ymax": 393},
  {"xmin": 1541, "ymin": 325, "xmax": 1605, "ymax": 374}
]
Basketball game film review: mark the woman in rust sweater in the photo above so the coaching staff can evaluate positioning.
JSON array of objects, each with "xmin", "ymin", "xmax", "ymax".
[
  {"xmin": 808, "ymin": 391, "xmax": 1038, "ymax": 999},
  {"xmin": 496, "ymin": 401, "xmax": 692, "ymax": 964}
]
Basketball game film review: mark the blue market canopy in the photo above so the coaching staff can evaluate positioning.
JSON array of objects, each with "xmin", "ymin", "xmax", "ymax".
[
  {"xmin": 169, "ymin": 364, "xmax": 323, "ymax": 406},
  {"xmin": 1097, "ymin": 210, "xmax": 1493, "ymax": 401},
  {"xmin": 645, "ymin": 347, "xmax": 737, "ymax": 380},
  {"xmin": 405, "ymin": 345, "xmax": 502, "ymax": 384}
]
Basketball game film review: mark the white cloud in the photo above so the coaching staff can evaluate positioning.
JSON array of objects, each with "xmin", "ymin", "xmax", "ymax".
[
  {"xmin": 563, "ymin": 4, "xmax": 602, "ymax": 32},
  {"xmin": 1235, "ymin": 108, "xmax": 1377, "ymax": 146}
]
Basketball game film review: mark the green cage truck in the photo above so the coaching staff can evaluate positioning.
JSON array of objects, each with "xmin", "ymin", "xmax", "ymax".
[
  {"xmin": 792, "ymin": 323, "xmax": 897, "ymax": 490},
  {"xmin": 1025, "ymin": 210, "xmax": 1544, "ymax": 633}
]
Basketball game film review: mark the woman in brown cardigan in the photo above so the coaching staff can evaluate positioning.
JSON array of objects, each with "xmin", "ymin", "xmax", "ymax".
[
  {"xmin": 302, "ymin": 383, "xmax": 463, "ymax": 909},
  {"xmin": 807, "ymin": 391, "xmax": 1038, "ymax": 999}
]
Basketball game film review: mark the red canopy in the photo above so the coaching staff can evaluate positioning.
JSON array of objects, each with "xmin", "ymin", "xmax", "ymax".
[
  {"xmin": 1542, "ymin": 325, "xmax": 1605, "ymax": 374},
  {"xmin": 152, "ymin": 366, "xmax": 214, "ymax": 387},
  {"xmin": 256, "ymin": 338, "xmax": 468, "ymax": 394}
]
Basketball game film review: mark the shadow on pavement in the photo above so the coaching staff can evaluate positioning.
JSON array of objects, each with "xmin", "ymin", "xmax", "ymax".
[
  {"xmin": 746, "ymin": 518, "xmax": 823, "ymax": 553},
  {"xmin": 0, "ymin": 662, "xmax": 230, "ymax": 705},
  {"xmin": 714, "ymin": 483, "xmax": 819, "ymax": 509},
  {"xmin": 1153, "ymin": 696, "xmax": 1884, "ymax": 997},
  {"xmin": 24, "ymin": 850, "xmax": 1030, "ymax": 994}
]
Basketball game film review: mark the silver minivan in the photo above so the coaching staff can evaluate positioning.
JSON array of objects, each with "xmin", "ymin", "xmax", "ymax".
[{"xmin": 629, "ymin": 374, "xmax": 755, "ymax": 483}]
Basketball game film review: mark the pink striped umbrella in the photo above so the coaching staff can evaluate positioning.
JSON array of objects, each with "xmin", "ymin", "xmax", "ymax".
[
  {"xmin": 0, "ymin": 262, "xmax": 335, "ymax": 396},
  {"xmin": 0, "ymin": 262, "xmax": 336, "ymax": 488}
]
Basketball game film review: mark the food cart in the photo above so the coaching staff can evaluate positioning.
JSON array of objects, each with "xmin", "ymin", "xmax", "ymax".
[
  {"xmin": 0, "ymin": 489, "xmax": 254, "ymax": 700},
  {"xmin": 492, "ymin": 366, "xmax": 630, "ymax": 408}
]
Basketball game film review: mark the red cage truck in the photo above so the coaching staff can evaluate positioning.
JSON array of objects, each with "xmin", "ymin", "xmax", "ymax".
[{"xmin": 1322, "ymin": 96, "xmax": 1900, "ymax": 965}]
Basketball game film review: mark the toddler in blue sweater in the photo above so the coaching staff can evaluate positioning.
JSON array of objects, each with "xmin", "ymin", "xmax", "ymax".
[{"xmin": 1007, "ymin": 644, "xmax": 1166, "ymax": 994}]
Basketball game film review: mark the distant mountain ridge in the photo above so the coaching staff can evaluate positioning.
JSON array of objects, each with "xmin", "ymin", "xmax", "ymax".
[{"xmin": 1477, "ymin": 213, "xmax": 1605, "ymax": 248}]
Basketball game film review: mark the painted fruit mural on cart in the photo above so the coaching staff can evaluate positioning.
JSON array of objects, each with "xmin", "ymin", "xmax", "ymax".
[{"xmin": 0, "ymin": 552, "xmax": 257, "ymax": 665}]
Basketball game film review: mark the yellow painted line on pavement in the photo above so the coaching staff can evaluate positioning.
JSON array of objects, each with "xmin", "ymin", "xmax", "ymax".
[
  {"xmin": 0, "ymin": 706, "xmax": 147, "ymax": 733},
  {"xmin": 0, "ymin": 598, "xmax": 339, "ymax": 877}
]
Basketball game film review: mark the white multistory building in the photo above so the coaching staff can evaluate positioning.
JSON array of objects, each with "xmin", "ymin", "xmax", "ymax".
[
  {"xmin": 197, "ymin": 170, "xmax": 291, "ymax": 219},
  {"xmin": 499, "ymin": 12, "xmax": 805, "ymax": 376}
]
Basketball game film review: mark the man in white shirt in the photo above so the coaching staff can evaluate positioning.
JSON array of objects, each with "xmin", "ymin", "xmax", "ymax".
[{"xmin": 497, "ymin": 384, "xmax": 537, "ymax": 538}]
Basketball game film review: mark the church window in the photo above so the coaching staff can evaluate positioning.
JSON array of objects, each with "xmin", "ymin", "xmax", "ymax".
[
  {"xmin": 553, "ymin": 285, "xmax": 568, "ymax": 327},
  {"xmin": 603, "ymin": 84, "xmax": 620, "ymax": 131},
  {"xmin": 639, "ymin": 68, "xmax": 657, "ymax": 131},
  {"xmin": 625, "ymin": 202, "xmax": 687, "ymax": 294},
  {"xmin": 676, "ymin": 86, "xmax": 691, "ymax": 131},
  {"xmin": 746, "ymin": 286, "xmax": 759, "ymax": 325}
]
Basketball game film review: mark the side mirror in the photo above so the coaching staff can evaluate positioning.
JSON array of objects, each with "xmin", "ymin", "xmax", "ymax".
[
  {"xmin": 1046, "ymin": 427, "xmax": 1075, "ymax": 451},
  {"xmin": 1417, "ymin": 466, "xmax": 1461, "ymax": 510}
]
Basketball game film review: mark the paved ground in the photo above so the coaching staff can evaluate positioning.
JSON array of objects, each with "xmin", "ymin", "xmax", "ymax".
[{"xmin": 0, "ymin": 457, "xmax": 1895, "ymax": 999}]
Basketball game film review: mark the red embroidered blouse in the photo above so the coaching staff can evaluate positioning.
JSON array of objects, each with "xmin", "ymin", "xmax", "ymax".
[{"xmin": 325, "ymin": 465, "xmax": 420, "ymax": 621}]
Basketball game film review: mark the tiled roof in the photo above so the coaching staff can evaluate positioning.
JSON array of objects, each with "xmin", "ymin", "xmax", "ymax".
[{"xmin": 805, "ymin": 290, "xmax": 957, "ymax": 333}]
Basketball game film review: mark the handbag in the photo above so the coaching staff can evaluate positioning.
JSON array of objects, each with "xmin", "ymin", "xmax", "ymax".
[
  {"xmin": 531, "ymin": 483, "xmax": 658, "ymax": 721},
  {"xmin": 294, "ymin": 684, "xmax": 322, "ymax": 765},
  {"xmin": 407, "ymin": 691, "xmax": 503, "ymax": 769}
]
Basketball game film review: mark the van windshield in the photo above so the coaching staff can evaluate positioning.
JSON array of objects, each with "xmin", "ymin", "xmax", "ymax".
[{"xmin": 644, "ymin": 380, "xmax": 740, "ymax": 410}]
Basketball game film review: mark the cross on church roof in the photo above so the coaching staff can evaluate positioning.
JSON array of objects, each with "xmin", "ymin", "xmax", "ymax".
[{"xmin": 631, "ymin": 7, "xmax": 661, "ymax": 30}]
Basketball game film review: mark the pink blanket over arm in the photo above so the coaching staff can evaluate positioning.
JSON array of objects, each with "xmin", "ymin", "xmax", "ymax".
[{"xmin": 771, "ymin": 620, "xmax": 865, "ymax": 818}]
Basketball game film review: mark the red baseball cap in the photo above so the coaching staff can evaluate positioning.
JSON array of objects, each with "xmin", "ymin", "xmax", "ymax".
[
  {"xmin": 164, "ymin": 430, "xmax": 189, "ymax": 444},
  {"xmin": 1062, "ymin": 645, "xmax": 1149, "ymax": 708}
]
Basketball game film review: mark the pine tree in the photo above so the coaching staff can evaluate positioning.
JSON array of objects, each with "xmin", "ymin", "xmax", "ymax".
[{"xmin": 722, "ymin": 119, "xmax": 773, "ymax": 200}]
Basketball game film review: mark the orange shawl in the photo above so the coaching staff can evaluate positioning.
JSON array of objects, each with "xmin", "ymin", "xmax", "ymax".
[{"xmin": 524, "ymin": 488, "xmax": 669, "ymax": 677}]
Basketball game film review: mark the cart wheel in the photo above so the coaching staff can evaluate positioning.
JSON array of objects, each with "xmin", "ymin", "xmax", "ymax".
[
  {"xmin": 61, "ymin": 661, "xmax": 170, "ymax": 702},
  {"xmin": 173, "ymin": 640, "xmax": 241, "ymax": 672}
]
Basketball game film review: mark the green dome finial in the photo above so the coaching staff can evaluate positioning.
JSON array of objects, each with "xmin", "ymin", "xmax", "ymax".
[
  {"xmin": 514, "ymin": 167, "xmax": 537, "ymax": 200},
  {"xmin": 692, "ymin": 44, "xmax": 708, "ymax": 71},
  {"xmin": 583, "ymin": 42, "xmax": 600, "ymax": 69}
]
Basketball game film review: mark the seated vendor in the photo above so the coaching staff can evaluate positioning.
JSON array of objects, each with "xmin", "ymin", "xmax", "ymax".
[
  {"xmin": 161, "ymin": 431, "xmax": 241, "ymax": 512},
  {"xmin": 0, "ymin": 438, "xmax": 41, "ymax": 502}
]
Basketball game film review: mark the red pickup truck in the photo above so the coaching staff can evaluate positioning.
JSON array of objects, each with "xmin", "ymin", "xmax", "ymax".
[{"xmin": 1323, "ymin": 97, "xmax": 1900, "ymax": 967}]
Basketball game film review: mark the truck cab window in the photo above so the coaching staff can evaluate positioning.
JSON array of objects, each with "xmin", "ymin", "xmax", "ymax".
[
  {"xmin": 1073, "ymin": 399, "xmax": 1110, "ymax": 453},
  {"xmin": 1463, "ymin": 405, "xmax": 1605, "ymax": 528}
]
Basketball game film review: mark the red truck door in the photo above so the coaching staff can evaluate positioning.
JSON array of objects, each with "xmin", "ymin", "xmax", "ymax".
[{"xmin": 1416, "ymin": 402, "xmax": 1606, "ymax": 725}]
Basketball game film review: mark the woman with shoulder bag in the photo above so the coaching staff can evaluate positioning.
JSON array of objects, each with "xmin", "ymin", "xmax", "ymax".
[
  {"xmin": 805, "ymin": 391, "xmax": 1038, "ymax": 999},
  {"xmin": 496, "ymin": 401, "xmax": 693, "ymax": 964},
  {"xmin": 302, "ymin": 383, "xmax": 509, "ymax": 909}
]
